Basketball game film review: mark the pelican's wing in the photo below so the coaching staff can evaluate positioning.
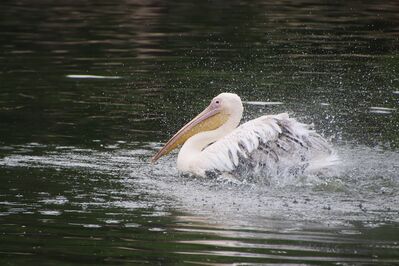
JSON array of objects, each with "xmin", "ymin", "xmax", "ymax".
[{"xmin": 198, "ymin": 113, "xmax": 337, "ymax": 176}]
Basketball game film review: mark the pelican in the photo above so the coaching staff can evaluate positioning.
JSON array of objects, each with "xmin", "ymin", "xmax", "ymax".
[{"xmin": 152, "ymin": 93, "xmax": 338, "ymax": 178}]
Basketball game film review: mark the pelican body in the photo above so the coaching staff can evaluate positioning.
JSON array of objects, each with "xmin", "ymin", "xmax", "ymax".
[{"xmin": 152, "ymin": 93, "xmax": 337, "ymax": 178}]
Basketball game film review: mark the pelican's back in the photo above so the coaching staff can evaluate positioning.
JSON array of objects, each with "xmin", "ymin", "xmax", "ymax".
[{"xmin": 197, "ymin": 113, "xmax": 338, "ymax": 178}]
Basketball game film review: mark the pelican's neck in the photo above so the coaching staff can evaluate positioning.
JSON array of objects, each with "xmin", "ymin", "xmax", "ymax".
[{"xmin": 177, "ymin": 110, "xmax": 242, "ymax": 172}]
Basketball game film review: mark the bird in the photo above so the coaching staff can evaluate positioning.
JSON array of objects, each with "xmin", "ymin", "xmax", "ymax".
[{"xmin": 151, "ymin": 93, "xmax": 338, "ymax": 178}]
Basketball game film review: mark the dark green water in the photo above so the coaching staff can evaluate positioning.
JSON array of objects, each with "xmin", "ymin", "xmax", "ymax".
[{"xmin": 1, "ymin": 0, "xmax": 399, "ymax": 264}]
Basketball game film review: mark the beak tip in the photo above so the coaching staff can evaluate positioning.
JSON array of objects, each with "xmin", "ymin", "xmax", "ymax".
[{"xmin": 150, "ymin": 155, "xmax": 158, "ymax": 164}]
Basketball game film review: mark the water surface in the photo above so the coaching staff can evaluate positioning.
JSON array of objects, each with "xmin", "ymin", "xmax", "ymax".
[{"xmin": 1, "ymin": 0, "xmax": 399, "ymax": 264}]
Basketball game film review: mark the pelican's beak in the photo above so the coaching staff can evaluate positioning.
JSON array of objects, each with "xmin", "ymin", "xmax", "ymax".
[{"xmin": 151, "ymin": 103, "xmax": 229, "ymax": 163}]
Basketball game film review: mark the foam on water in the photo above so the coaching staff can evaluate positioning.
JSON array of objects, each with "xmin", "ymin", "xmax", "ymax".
[
  {"xmin": 148, "ymin": 149, "xmax": 398, "ymax": 228},
  {"xmin": 0, "ymin": 142, "xmax": 398, "ymax": 229}
]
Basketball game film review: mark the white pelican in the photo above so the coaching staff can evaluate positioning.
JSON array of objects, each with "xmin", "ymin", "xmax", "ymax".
[{"xmin": 152, "ymin": 93, "xmax": 338, "ymax": 178}]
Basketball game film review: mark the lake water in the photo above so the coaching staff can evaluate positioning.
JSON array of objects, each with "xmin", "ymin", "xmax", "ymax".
[{"xmin": 1, "ymin": 0, "xmax": 399, "ymax": 264}]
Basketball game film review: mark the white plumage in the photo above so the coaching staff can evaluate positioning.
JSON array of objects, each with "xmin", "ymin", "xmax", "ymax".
[
  {"xmin": 196, "ymin": 113, "xmax": 337, "ymax": 178},
  {"xmin": 152, "ymin": 93, "xmax": 338, "ymax": 178}
]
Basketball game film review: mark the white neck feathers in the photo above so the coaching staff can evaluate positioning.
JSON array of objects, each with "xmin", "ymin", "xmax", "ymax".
[{"xmin": 177, "ymin": 110, "xmax": 242, "ymax": 173}]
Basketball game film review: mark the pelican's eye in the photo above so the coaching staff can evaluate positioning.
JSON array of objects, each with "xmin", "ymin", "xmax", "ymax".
[{"xmin": 215, "ymin": 100, "xmax": 221, "ymax": 104}]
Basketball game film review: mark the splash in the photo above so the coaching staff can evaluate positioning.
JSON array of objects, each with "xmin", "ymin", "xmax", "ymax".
[{"xmin": 0, "ymin": 142, "xmax": 398, "ymax": 227}]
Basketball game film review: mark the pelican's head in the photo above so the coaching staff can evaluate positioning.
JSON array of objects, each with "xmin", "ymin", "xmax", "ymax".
[{"xmin": 151, "ymin": 92, "xmax": 243, "ymax": 163}]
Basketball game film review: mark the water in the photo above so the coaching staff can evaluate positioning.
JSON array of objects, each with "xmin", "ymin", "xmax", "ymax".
[{"xmin": 1, "ymin": 0, "xmax": 399, "ymax": 264}]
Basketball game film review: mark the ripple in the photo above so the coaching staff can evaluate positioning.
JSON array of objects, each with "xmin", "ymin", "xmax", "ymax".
[
  {"xmin": 39, "ymin": 210, "xmax": 62, "ymax": 216},
  {"xmin": 69, "ymin": 223, "xmax": 102, "ymax": 228},
  {"xmin": 148, "ymin": 227, "xmax": 166, "ymax": 232},
  {"xmin": 175, "ymin": 250, "xmax": 399, "ymax": 263},
  {"xmin": 40, "ymin": 196, "xmax": 69, "ymax": 205},
  {"xmin": 243, "ymin": 101, "xmax": 284, "ymax": 106},
  {"xmin": 369, "ymin": 106, "xmax": 396, "ymax": 114},
  {"xmin": 0, "ymin": 142, "xmax": 398, "ymax": 264},
  {"xmin": 66, "ymin": 74, "xmax": 122, "ymax": 79},
  {"xmin": 178, "ymin": 239, "xmax": 322, "ymax": 252},
  {"xmin": 125, "ymin": 223, "xmax": 141, "ymax": 228},
  {"xmin": 104, "ymin": 219, "xmax": 121, "ymax": 224}
]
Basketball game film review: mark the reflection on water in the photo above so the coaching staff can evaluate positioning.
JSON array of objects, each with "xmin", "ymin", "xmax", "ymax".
[{"xmin": 1, "ymin": 0, "xmax": 399, "ymax": 264}]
